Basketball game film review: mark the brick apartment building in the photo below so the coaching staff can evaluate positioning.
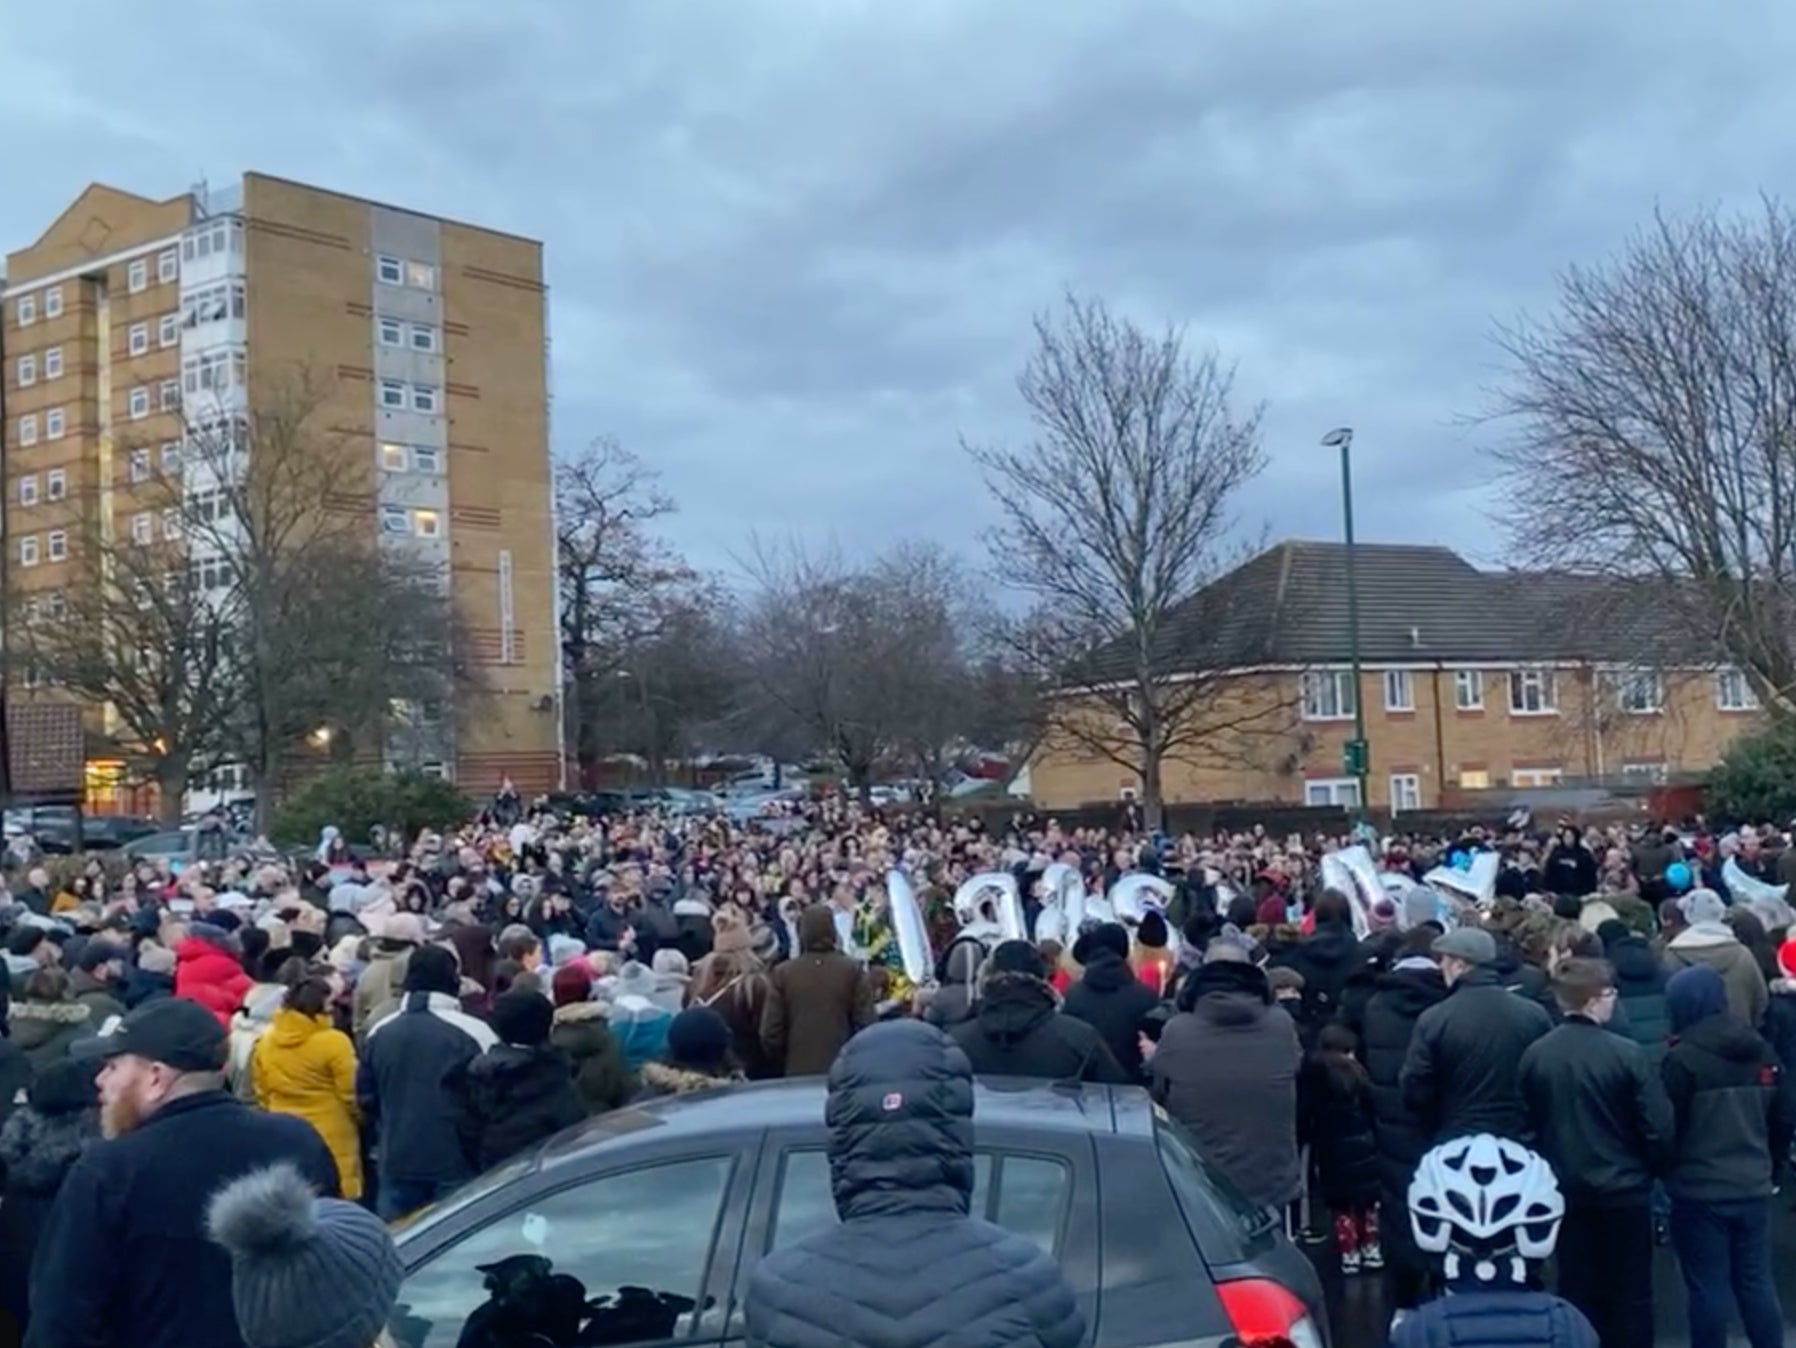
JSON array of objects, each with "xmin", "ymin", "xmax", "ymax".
[
  {"xmin": 1029, "ymin": 541, "xmax": 1765, "ymax": 813},
  {"xmin": 0, "ymin": 175, "xmax": 561, "ymax": 809}
]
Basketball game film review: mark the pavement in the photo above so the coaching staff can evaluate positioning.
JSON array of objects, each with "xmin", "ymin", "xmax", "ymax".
[{"xmin": 1313, "ymin": 1197, "xmax": 1796, "ymax": 1347}]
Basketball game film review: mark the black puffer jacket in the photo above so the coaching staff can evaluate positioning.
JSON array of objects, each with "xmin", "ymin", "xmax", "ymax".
[
  {"xmin": 1059, "ymin": 951, "xmax": 1160, "ymax": 1080},
  {"xmin": 1400, "ymin": 966, "xmax": 1553, "ymax": 1144},
  {"xmin": 450, "ymin": 1043, "xmax": 587, "ymax": 1172},
  {"xmin": 1353, "ymin": 963, "xmax": 1449, "ymax": 1190},
  {"xmin": 745, "ymin": 1021, "xmax": 1084, "ymax": 1348},
  {"xmin": 1608, "ymin": 934, "xmax": 1670, "ymax": 1057},
  {"xmin": 949, "ymin": 974, "xmax": 1128, "ymax": 1084},
  {"xmin": 1272, "ymin": 921, "xmax": 1362, "ymax": 1041},
  {"xmin": 0, "ymin": 1060, "xmax": 98, "ymax": 1332}
]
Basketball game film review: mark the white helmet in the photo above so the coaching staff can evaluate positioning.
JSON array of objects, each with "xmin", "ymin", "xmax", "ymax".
[{"xmin": 1408, "ymin": 1134, "xmax": 1564, "ymax": 1286}]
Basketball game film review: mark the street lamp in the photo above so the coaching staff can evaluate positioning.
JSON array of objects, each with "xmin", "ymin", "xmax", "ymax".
[{"xmin": 1321, "ymin": 427, "xmax": 1369, "ymax": 823}]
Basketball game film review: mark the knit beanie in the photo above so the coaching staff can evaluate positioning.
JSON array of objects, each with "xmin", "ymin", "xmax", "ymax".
[
  {"xmin": 207, "ymin": 1163, "xmax": 402, "ymax": 1348},
  {"xmin": 491, "ymin": 988, "xmax": 554, "ymax": 1046},
  {"xmin": 666, "ymin": 1006, "xmax": 732, "ymax": 1072},
  {"xmin": 1071, "ymin": 922, "xmax": 1130, "ymax": 965},
  {"xmin": 986, "ymin": 939, "xmax": 1047, "ymax": 980},
  {"xmin": 551, "ymin": 962, "xmax": 595, "ymax": 1008}
]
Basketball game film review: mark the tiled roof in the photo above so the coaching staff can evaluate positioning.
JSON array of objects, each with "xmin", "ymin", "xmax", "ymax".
[{"xmin": 1076, "ymin": 540, "xmax": 1715, "ymax": 682}]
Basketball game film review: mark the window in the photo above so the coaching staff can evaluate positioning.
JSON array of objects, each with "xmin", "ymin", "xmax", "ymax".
[
  {"xmin": 378, "ymin": 380, "xmax": 406, "ymax": 409},
  {"xmin": 409, "ymin": 323, "xmax": 439, "ymax": 353},
  {"xmin": 1508, "ymin": 668, "xmax": 1556, "ymax": 714},
  {"xmin": 1303, "ymin": 778, "xmax": 1362, "ymax": 807},
  {"xmin": 410, "ymin": 384, "xmax": 439, "ymax": 413},
  {"xmin": 379, "ymin": 442, "xmax": 409, "ymax": 472},
  {"xmin": 44, "ymin": 408, "xmax": 64, "ymax": 440},
  {"xmin": 376, "ymin": 255, "xmax": 403, "ymax": 285},
  {"xmin": 184, "ymin": 351, "xmax": 232, "ymax": 395},
  {"xmin": 1512, "ymin": 767, "xmax": 1563, "ymax": 789},
  {"xmin": 128, "ymin": 323, "xmax": 149, "ymax": 357},
  {"xmin": 158, "ymin": 248, "xmax": 178, "ymax": 283},
  {"xmin": 18, "ymin": 476, "xmax": 37, "ymax": 507},
  {"xmin": 127, "ymin": 387, "xmax": 150, "ymax": 420},
  {"xmin": 42, "ymin": 347, "xmax": 62, "ymax": 379},
  {"xmin": 412, "ymin": 508, "xmax": 442, "ymax": 539},
  {"xmin": 127, "ymin": 259, "xmax": 148, "ymax": 293},
  {"xmin": 406, "ymin": 260, "xmax": 436, "ymax": 290},
  {"xmin": 379, "ymin": 505, "xmax": 411, "ymax": 535},
  {"xmin": 1300, "ymin": 670, "xmax": 1357, "ymax": 721},
  {"xmin": 129, "ymin": 449, "xmax": 151, "ymax": 483},
  {"xmin": 377, "ymin": 317, "xmax": 403, "ymax": 346},
  {"xmin": 17, "ymin": 414, "xmax": 37, "ymax": 447},
  {"xmin": 160, "ymin": 442, "xmax": 181, "ymax": 474},
  {"xmin": 1390, "ymin": 773, "xmax": 1422, "ymax": 813},
  {"xmin": 183, "ymin": 282, "xmax": 246, "ymax": 328},
  {"xmin": 160, "ymin": 380, "xmax": 180, "ymax": 412},
  {"xmin": 46, "ymin": 469, "xmax": 65, "ymax": 501},
  {"xmin": 392, "ymin": 1157, "xmax": 733, "ymax": 1348},
  {"xmin": 42, "ymin": 287, "xmax": 61, "ymax": 319},
  {"xmin": 159, "ymin": 313, "xmax": 179, "ymax": 348},
  {"xmin": 45, "ymin": 591, "xmax": 65, "ymax": 620},
  {"xmin": 161, "ymin": 508, "xmax": 181, "ymax": 541},
  {"xmin": 1383, "ymin": 669, "xmax": 1414, "ymax": 712},
  {"xmin": 15, "ymin": 294, "xmax": 34, "ymax": 326},
  {"xmin": 1458, "ymin": 768, "xmax": 1491, "ymax": 790},
  {"xmin": 412, "ymin": 444, "xmax": 442, "ymax": 474},
  {"xmin": 16, "ymin": 354, "xmax": 35, "ymax": 387},
  {"xmin": 130, "ymin": 512, "xmax": 153, "ymax": 545},
  {"xmin": 1717, "ymin": 667, "xmax": 1760, "ymax": 712},
  {"xmin": 18, "ymin": 537, "xmax": 37, "ymax": 568},
  {"xmin": 47, "ymin": 531, "xmax": 66, "ymax": 562},
  {"xmin": 1610, "ymin": 668, "xmax": 1663, "ymax": 715},
  {"xmin": 1621, "ymin": 762, "xmax": 1669, "ymax": 785}
]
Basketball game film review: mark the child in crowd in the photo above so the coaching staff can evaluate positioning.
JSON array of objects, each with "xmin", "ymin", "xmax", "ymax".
[{"xmin": 1300, "ymin": 1023, "xmax": 1382, "ymax": 1274}]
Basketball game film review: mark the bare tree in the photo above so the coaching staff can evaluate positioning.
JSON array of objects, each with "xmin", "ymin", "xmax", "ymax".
[
  {"xmin": 1487, "ymin": 200, "xmax": 1796, "ymax": 714},
  {"xmin": 966, "ymin": 292, "xmax": 1276, "ymax": 827}
]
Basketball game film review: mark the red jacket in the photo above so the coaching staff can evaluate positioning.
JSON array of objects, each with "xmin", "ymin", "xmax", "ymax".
[{"xmin": 174, "ymin": 935, "xmax": 253, "ymax": 1028}]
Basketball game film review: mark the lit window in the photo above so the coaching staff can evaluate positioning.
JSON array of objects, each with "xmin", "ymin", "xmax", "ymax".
[
  {"xmin": 406, "ymin": 260, "xmax": 436, "ymax": 290},
  {"xmin": 128, "ymin": 323, "xmax": 149, "ymax": 357},
  {"xmin": 377, "ymin": 317, "xmax": 403, "ymax": 346},
  {"xmin": 44, "ymin": 409, "xmax": 65, "ymax": 440},
  {"xmin": 1717, "ymin": 667, "xmax": 1760, "ymax": 712},
  {"xmin": 18, "ymin": 475, "xmax": 38, "ymax": 507},
  {"xmin": 1300, "ymin": 670, "xmax": 1357, "ymax": 721},
  {"xmin": 376, "ymin": 255, "xmax": 403, "ymax": 285},
  {"xmin": 379, "ymin": 442, "xmax": 410, "ymax": 472},
  {"xmin": 1390, "ymin": 773, "xmax": 1422, "ymax": 813},
  {"xmin": 159, "ymin": 313, "xmax": 179, "ymax": 347},
  {"xmin": 412, "ymin": 444, "xmax": 441, "ymax": 474},
  {"xmin": 410, "ymin": 384, "xmax": 438, "ymax": 413},
  {"xmin": 17, "ymin": 415, "xmax": 36, "ymax": 446},
  {"xmin": 158, "ymin": 248, "xmax": 178, "ymax": 283},
  {"xmin": 127, "ymin": 259, "xmax": 148, "ymax": 293},
  {"xmin": 47, "ymin": 531, "xmax": 66, "ymax": 562},
  {"xmin": 160, "ymin": 442, "xmax": 181, "ymax": 474},
  {"xmin": 379, "ymin": 504, "xmax": 410, "ymax": 535},
  {"xmin": 1453, "ymin": 670, "xmax": 1484, "ymax": 710},
  {"xmin": 409, "ymin": 324, "xmax": 438, "ymax": 353},
  {"xmin": 412, "ymin": 508, "xmax": 442, "ymax": 538},
  {"xmin": 1508, "ymin": 669, "xmax": 1556, "ymax": 714},
  {"xmin": 1609, "ymin": 668, "xmax": 1663, "ymax": 715},
  {"xmin": 131, "ymin": 512, "xmax": 153, "ymax": 545},
  {"xmin": 129, "ymin": 449, "xmax": 151, "ymax": 483},
  {"xmin": 16, "ymin": 354, "xmax": 35, "ymax": 387},
  {"xmin": 42, "ymin": 348, "xmax": 62, "ymax": 379},
  {"xmin": 1458, "ymin": 768, "xmax": 1491, "ymax": 790},
  {"xmin": 15, "ymin": 294, "xmax": 35, "ymax": 326},
  {"xmin": 1383, "ymin": 669, "xmax": 1414, "ymax": 712},
  {"xmin": 46, "ymin": 470, "xmax": 66, "ymax": 500},
  {"xmin": 42, "ymin": 287, "xmax": 61, "ymax": 319},
  {"xmin": 1512, "ymin": 767, "xmax": 1564, "ymax": 789},
  {"xmin": 161, "ymin": 380, "xmax": 180, "ymax": 412},
  {"xmin": 378, "ymin": 380, "xmax": 406, "ymax": 409},
  {"xmin": 127, "ymin": 387, "xmax": 151, "ymax": 420},
  {"xmin": 18, "ymin": 537, "xmax": 38, "ymax": 568}
]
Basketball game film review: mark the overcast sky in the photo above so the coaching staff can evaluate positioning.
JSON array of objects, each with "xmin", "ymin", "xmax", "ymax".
[{"xmin": 4, "ymin": 1, "xmax": 1793, "ymax": 581}]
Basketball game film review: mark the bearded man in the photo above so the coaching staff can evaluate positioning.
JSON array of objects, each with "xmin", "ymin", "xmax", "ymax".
[{"xmin": 25, "ymin": 998, "xmax": 339, "ymax": 1348}]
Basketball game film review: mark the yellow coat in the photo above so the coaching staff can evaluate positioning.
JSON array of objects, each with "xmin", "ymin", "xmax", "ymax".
[{"xmin": 251, "ymin": 1007, "xmax": 363, "ymax": 1199}]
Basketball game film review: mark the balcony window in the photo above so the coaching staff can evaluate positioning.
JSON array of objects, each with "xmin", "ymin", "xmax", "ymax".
[{"xmin": 1300, "ymin": 670, "xmax": 1357, "ymax": 721}]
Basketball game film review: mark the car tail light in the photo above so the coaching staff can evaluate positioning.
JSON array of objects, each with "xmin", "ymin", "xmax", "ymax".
[{"xmin": 1214, "ymin": 1277, "xmax": 1325, "ymax": 1348}]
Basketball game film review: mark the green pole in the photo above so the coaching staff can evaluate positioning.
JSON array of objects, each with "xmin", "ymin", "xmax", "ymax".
[{"xmin": 1327, "ymin": 428, "xmax": 1369, "ymax": 824}]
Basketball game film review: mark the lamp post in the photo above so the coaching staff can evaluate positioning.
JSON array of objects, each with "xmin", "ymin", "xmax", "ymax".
[{"xmin": 1321, "ymin": 427, "xmax": 1369, "ymax": 823}]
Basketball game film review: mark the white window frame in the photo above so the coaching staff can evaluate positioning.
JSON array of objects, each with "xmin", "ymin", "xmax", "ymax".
[
  {"xmin": 42, "ymin": 287, "xmax": 61, "ymax": 319},
  {"xmin": 17, "ymin": 475, "xmax": 38, "ymax": 507},
  {"xmin": 127, "ymin": 258, "xmax": 148, "ymax": 293},
  {"xmin": 412, "ymin": 444, "xmax": 442, "ymax": 474},
  {"xmin": 1383, "ymin": 669, "xmax": 1414, "ymax": 712},
  {"xmin": 377, "ymin": 317, "xmax": 404, "ymax": 346},
  {"xmin": 15, "ymin": 293, "xmax": 35, "ymax": 326},
  {"xmin": 161, "ymin": 508, "xmax": 181, "ymax": 541},
  {"xmin": 18, "ymin": 537, "xmax": 38, "ymax": 568},
  {"xmin": 158, "ymin": 248, "xmax": 179, "ymax": 283},
  {"xmin": 1458, "ymin": 768, "xmax": 1491, "ymax": 790},
  {"xmin": 1300, "ymin": 670, "xmax": 1357, "ymax": 721},
  {"xmin": 128, "ymin": 322, "xmax": 149, "ymax": 357},
  {"xmin": 1716, "ymin": 667, "xmax": 1760, "ymax": 712},
  {"xmin": 45, "ymin": 469, "xmax": 66, "ymax": 501},
  {"xmin": 160, "ymin": 442, "xmax": 181, "ymax": 475},
  {"xmin": 410, "ymin": 384, "xmax": 439, "ymax": 413},
  {"xmin": 379, "ymin": 442, "xmax": 409, "ymax": 472},
  {"xmin": 1610, "ymin": 668, "xmax": 1664, "ymax": 715},
  {"xmin": 1390, "ymin": 773, "xmax": 1422, "ymax": 813},
  {"xmin": 128, "ymin": 449, "xmax": 152, "ymax": 484},
  {"xmin": 409, "ymin": 323, "xmax": 438, "ymax": 353},
  {"xmin": 127, "ymin": 387, "xmax": 151, "ymax": 420},
  {"xmin": 1303, "ymin": 778, "xmax": 1362, "ymax": 808},
  {"xmin": 376, "ymin": 255, "xmax": 404, "ymax": 285},
  {"xmin": 412, "ymin": 508, "xmax": 442, "ymax": 539},
  {"xmin": 1620, "ymin": 762, "xmax": 1669, "ymax": 785},
  {"xmin": 160, "ymin": 380, "xmax": 180, "ymax": 412},
  {"xmin": 378, "ymin": 380, "xmax": 406, "ymax": 409},
  {"xmin": 405, "ymin": 260, "xmax": 436, "ymax": 290},
  {"xmin": 17, "ymin": 414, "xmax": 36, "ymax": 447},
  {"xmin": 42, "ymin": 347, "xmax": 62, "ymax": 379},
  {"xmin": 44, "ymin": 408, "xmax": 65, "ymax": 440},
  {"xmin": 130, "ymin": 512, "xmax": 153, "ymax": 545},
  {"xmin": 159, "ymin": 313, "xmax": 179, "ymax": 348},
  {"xmin": 379, "ymin": 504, "xmax": 411, "ymax": 536},
  {"xmin": 1512, "ymin": 767, "xmax": 1564, "ymax": 789},
  {"xmin": 16, "ymin": 354, "xmax": 35, "ymax": 387},
  {"xmin": 46, "ymin": 531, "xmax": 66, "ymax": 562},
  {"xmin": 1508, "ymin": 668, "xmax": 1557, "ymax": 715}
]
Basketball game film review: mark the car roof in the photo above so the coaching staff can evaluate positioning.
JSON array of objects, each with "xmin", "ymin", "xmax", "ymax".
[{"xmin": 537, "ymin": 1076, "xmax": 1157, "ymax": 1171}]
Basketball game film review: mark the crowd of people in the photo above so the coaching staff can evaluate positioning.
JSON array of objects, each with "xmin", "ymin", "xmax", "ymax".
[{"xmin": 0, "ymin": 792, "xmax": 1788, "ymax": 1346}]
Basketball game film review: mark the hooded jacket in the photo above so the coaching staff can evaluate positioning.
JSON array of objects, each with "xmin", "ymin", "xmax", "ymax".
[
  {"xmin": 173, "ymin": 931, "xmax": 254, "ymax": 1028},
  {"xmin": 605, "ymin": 962, "xmax": 675, "ymax": 1070},
  {"xmin": 250, "ymin": 1006, "xmax": 363, "ymax": 1199},
  {"xmin": 1061, "ymin": 948, "xmax": 1161, "ymax": 1080},
  {"xmin": 450, "ymin": 1042, "xmax": 586, "ymax": 1172},
  {"xmin": 1664, "ymin": 924, "xmax": 1769, "ymax": 1029},
  {"xmin": 550, "ymin": 1001, "xmax": 635, "ymax": 1113},
  {"xmin": 948, "ymin": 972, "xmax": 1128, "ymax": 1084},
  {"xmin": 7, "ymin": 997, "xmax": 92, "ymax": 1073},
  {"xmin": 1400, "ymin": 965, "xmax": 1553, "ymax": 1145},
  {"xmin": 1606, "ymin": 932, "xmax": 1671, "ymax": 1056},
  {"xmin": 0, "ymin": 1060, "xmax": 98, "ymax": 1330},
  {"xmin": 761, "ymin": 907, "xmax": 874, "ymax": 1077},
  {"xmin": 1272, "ymin": 919, "xmax": 1363, "ymax": 1041},
  {"xmin": 1150, "ymin": 960, "xmax": 1302, "ymax": 1208},
  {"xmin": 744, "ymin": 1020, "xmax": 1084, "ymax": 1348}
]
